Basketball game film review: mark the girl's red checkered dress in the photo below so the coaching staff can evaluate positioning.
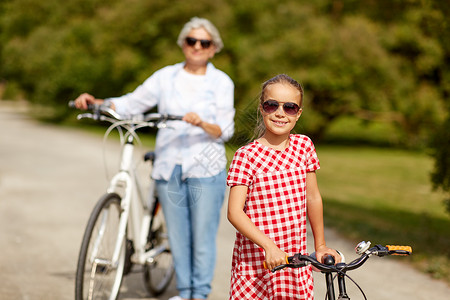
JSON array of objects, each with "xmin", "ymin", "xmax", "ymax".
[{"xmin": 226, "ymin": 134, "xmax": 320, "ymax": 300}]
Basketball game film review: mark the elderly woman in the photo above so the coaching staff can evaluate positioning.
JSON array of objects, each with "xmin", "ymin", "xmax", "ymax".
[{"xmin": 74, "ymin": 17, "xmax": 235, "ymax": 300}]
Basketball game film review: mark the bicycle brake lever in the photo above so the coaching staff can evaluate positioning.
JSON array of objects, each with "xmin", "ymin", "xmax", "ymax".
[
  {"xmin": 369, "ymin": 244, "xmax": 390, "ymax": 257},
  {"xmin": 290, "ymin": 254, "xmax": 307, "ymax": 265},
  {"xmin": 282, "ymin": 254, "xmax": 310, "ymax": 270}
]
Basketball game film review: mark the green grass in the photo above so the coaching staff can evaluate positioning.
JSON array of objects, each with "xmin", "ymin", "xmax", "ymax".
[{"xmin": 315, "ymin": 146, "xmax": 450, "ymax": 282}]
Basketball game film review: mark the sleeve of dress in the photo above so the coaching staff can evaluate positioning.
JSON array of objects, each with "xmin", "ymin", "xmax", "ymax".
[
  {"xmin": 305, "ymin": 136, "xmax": 320, "ymax": 172},
  {"xmin": 227, "ymin": 148, "xmax": 252, "ymax": 187}
]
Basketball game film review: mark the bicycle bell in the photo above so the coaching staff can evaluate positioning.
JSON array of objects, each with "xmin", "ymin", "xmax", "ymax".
[{"xmin": 355, "ymin": 241, "xmax": 371, "ymax": 255}]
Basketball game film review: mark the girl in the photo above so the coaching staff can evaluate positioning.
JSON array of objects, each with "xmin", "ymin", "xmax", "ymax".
[{"xmin": 226, "ymin": 74, "xmax": 339, "ymax": 299}]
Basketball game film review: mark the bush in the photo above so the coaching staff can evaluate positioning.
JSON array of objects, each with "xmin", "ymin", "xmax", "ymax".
[{"xmin": 431, "ymin": 116, "xmax": 450, "ymax": 215}]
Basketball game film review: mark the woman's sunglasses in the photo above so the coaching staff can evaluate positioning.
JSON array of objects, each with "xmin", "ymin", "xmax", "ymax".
[
  {"xmin": 185, "ymin": 37, "xmax": 213, "ymax": 49},
  {"xmin": 262, "ymin": 100, "xmax": 301, "ymax": 116}
]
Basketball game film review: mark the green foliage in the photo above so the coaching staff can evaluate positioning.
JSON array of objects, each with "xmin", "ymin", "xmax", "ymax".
[
  {"xmin": 0, "ymin": 0, "xmax": 448, "ymax": 145},
  {"xmin": 431, "ymin": 115, "xmax": 450, "ymax": 215}
]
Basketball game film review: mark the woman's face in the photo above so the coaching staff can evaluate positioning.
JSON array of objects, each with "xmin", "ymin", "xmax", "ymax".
[
  {"xmin": 182, "ymin": 27, "xmax": 216, "ymax": 67},
  {"xmin": 260, "ymin": 82, "xmax": 302, "ymax": 138}
]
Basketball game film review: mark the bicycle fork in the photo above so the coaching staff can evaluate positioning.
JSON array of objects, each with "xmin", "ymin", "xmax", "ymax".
[
  {"xmin": 337, "ymin": 272, "xmax": 350, "ymax": 300},
  {"xmin": 325, "ymin": 271, "xmax": 350, "ymax": 300},
  {"xmin": 325, "ymin": 272, "xmax": 350, "ymax": 300}
]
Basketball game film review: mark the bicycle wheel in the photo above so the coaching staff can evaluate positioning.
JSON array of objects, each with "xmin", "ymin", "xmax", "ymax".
[
  {"xmin": 143, "ymin": 203, "xmax": 175, "ymax": 296},
  {"xmin": 75, "ymin": 193, "xmax": 125, "ymax": 300}
]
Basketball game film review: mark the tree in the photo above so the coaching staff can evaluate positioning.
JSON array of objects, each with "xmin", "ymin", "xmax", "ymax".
[
  {"xmin": 225, "ymin": 0, "xmax": 447, "ymax": 146},
  {"xmin": 0, "ymin": 0, "xmax": 448, "ymax": 147},
  {"xmin": 431, "ymin": 115, "xmax": 450, "ymax": 214}
]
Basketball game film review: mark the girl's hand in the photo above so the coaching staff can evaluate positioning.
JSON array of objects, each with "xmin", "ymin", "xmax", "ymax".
[
  {"xmin": 264, "ymin": 244, "xmax": 288, "ymax": 270},
  {"xmin": 315, "ymin": 245, "xmax": 342, "ymax": 264}
]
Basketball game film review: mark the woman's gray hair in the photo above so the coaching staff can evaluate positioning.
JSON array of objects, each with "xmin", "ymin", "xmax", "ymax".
[{"xmin": 177, "ymin": 17, "xmax": 224, "ymax": 53}]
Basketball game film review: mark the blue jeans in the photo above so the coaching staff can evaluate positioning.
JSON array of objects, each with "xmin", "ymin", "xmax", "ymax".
[{"xmin": 156, "ymin": 165, "xmax": 226, "ymax": 299}]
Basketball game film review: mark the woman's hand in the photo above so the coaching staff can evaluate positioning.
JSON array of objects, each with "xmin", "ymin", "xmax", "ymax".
[
  {"xmin": 183, "ymin": 112, "xmax": 203, "ymax": 127},
  {"xmin": 315, "ymin": 245, "xmax": 342, "ymax": 264},
  {"xmin": 74, "ymin": 93, "xmax": 104, "ymax": 110},
  {"xmin": 264, "ymin": 244, "xmax": 288, "ymax": 271},
  {"xmin": 183, "ymin": 112, "xmax": 222, "ymax": 139}
]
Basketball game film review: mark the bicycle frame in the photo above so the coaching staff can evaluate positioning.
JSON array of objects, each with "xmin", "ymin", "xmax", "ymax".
[
  {"xmin": 105, "ymin": 133, "xmax": 162, "ymax": 268},
  {"xmin": 322, "ymin": 259, "xmax": 351, "ymax": 300}
]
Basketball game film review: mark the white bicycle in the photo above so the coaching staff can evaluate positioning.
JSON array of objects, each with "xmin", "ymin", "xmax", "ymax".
[{"xmin": 69, "ymin": 101, "xmax": 182, "ymax": 300}]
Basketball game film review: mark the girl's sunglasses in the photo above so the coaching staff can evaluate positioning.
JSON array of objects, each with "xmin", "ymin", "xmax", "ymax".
[
  {"xmin": 185, "ymin": 37, "xmax": 213, "ymax": 49},
  {"xmin": 262, "ymin": 100, "xmax": 301, "ymax": 116}
]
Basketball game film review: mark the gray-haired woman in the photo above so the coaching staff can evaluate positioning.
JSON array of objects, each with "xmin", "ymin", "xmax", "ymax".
[{"xmin": 74, "ymin": 17, "xmax": 235, "ymax": 300}]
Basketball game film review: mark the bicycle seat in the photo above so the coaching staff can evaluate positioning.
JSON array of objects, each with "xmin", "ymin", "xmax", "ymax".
[{"xmin": 144, "ymin": 151, "xmax": 156, "ymax": 162}]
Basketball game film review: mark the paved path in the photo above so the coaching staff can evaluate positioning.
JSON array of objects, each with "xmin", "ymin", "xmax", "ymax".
[{"xmin": 0, "ymin": 101, "xmax": 448, "ymax": 299}]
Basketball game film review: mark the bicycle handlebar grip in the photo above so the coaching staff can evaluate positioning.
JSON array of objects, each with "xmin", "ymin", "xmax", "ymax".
[
  {"xmin": 167, "ymin": 114, "xmax": 184, "ymax": 121},
  {"xmin": 323, "ymin": 255, "xmax": 335, "ymax": 265},
  {"xmin": 263, "ymin": 256, "xmax": 290, "ymax": 269},
  {"xmin": 68, "ymin": 100, "xmax": 96, "ymax": 110},
  {"xmin": 386, "ymin": 245, "xmax": 412, "ymax": 255}
]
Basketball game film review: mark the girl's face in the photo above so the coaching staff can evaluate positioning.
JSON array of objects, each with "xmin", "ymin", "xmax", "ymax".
[{"xmin": 260, "ymin": 82, "xmax": 302, "ymax": 138}]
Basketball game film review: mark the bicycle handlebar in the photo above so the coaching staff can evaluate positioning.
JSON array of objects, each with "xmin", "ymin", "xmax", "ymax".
[
  {"xmin": 68, "ymin": 100, "xmax": 184, "ymax": 124},
  {"xmin": 267, "ymin": 242, "xmax": 412, "ymax": 273}
]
